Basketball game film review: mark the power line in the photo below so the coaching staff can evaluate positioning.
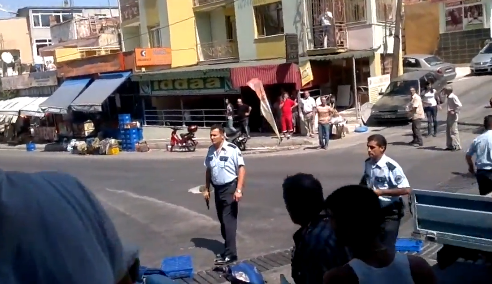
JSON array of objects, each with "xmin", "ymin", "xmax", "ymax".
[{"xmin": 53, "ymin": 0, "xmax": 242, "ymax": 62}]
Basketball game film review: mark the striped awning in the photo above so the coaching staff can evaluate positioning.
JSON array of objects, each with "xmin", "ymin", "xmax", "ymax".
[{"xmin": 231, "ymin": 63, "xmax": 301, "ymax": 89}]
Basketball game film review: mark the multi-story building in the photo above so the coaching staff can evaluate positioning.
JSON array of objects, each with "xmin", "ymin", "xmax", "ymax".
[
  {"xmin": 0, "ymin": 17, "xmax": 33, "ymax": 66},
  {"xmin": 16, "ymin": 6, "xmax": 119, "ymax": 63}
]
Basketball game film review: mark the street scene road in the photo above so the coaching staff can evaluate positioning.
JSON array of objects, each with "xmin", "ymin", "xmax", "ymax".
[{"xmin": 1, "ymin": 75, "xmax": 492, "ymax": 282}]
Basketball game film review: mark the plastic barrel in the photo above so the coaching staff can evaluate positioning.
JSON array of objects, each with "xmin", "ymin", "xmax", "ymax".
[{"xmin": 26, "ymin": 142, "xmax": 36, "ymax": 152}]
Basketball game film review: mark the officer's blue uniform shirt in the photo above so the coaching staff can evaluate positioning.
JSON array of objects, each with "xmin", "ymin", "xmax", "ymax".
[
  {"xmin": 363, "ymin": 154, "xmax": 410, "ymax": 207},
  {"xmin": 466, "ymin": 130, "xmax": 492, "ymax": 170},
  {"xmin": 204, "ymin": 141, "xmax": 245, "ymax": 186}
]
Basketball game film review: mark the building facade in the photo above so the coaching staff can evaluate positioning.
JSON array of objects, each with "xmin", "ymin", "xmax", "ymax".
[
  {"xmin": 16, "ymin": 6, "xmax": 119, "ymax": 64},
  {"xmin": 0, "ymin": 18, "xmax": 33, "ymax": 66}
]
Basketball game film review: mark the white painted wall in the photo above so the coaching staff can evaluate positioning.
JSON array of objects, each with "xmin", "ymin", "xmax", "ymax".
[
  {"xmin": 157, "ymin": 0, "xmax": 171, "ymax": 47},
  {"xmin": 210, "ymin": 8, "xmax": 228, "ymax": 42},
  {"xmin": 372, "ymin": 24, "xmax": 394, "ymax": 54},
  {"xmin": 122, "ymin": 26, "xmax": 141, "ymax": 51},
  {"xmin": 282, "ymin": 0, "xmax": 306, "ymax": 56},
  {"xmin": 139, "ymin": 0, "xmax": 150, "ymax": 47},
  {"xmin": 234, "ymin": 0, "xmax": 256, "ymax": 61},
  {"xmin": 347, "ymin": 24, "xmax": 373, "ymax": 50},
  {"xmin": 195, "ymin": 13, "xmax": 212, "ymax": 44}
]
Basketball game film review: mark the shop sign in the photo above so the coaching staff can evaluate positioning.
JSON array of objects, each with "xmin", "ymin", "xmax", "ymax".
[
  {"xmin": 135, "ymin": 48, "xmax": 172, "ymax": 67},
  {"xmin": 120, "ymin": 0, "xmax": 139, "ymax": 22},
  {"xmin": 29, "ymin": 71, "xmax": 58, "ymax": 87},
  {"xmin": 285, "ymin": 33, "xmax": 299, "ymax": 64},
  {"xmin": 140, "ymin": 77, "xmax": 238, "ymax": 95},
  {"xmin": 299, "ymin": 61, "xmax": 313, "ymax": 87},
  {"xmin": 444, "ymin": 0, "xmax": 483, "ymax": 32},
  {"xmin": 367, "ymin": 74, "xmax": 390, "ymax": 103}
]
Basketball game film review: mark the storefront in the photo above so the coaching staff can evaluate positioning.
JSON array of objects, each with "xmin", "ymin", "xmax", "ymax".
[{"xmin": 137, "ymin": 75, "xmax": 240, "ymax": 127}]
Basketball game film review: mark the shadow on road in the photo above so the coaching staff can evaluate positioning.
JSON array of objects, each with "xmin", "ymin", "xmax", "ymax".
[
  {"xmin": 190, "ymin": 238, "xmax": 223, "ymax": 255},
  {"xmin": 418, "ymin": 146, "xmax": 448, "ymax": 152}
]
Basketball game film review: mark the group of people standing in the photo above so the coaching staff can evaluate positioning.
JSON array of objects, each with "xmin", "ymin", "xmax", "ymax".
[{"xmin": 408, "ymin": 82, "xmax": 463, "ymax": 150}]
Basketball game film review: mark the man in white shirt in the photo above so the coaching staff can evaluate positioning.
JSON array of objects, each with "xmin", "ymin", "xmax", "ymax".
[
  {"xmin": 319, "ymin": 7, "xmax": 334, "ymax": 48},
  {"xmin": 444, "ymin": 85, "xmax": 462, "ymax": 150},
  {"xmin": 300, "ymin": 91, "xmax": 317, "ymax": 137},
  {"xmin": 408, "ymin": 87, "xmax": 425, "ymax": 147}
]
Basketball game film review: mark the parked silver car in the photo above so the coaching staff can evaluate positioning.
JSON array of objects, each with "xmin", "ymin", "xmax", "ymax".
[
  {"xmin": 470, "ymin": 42, "xmax": 492, "ymax": 74},
  {"xmin": 403, "ymin": 54, "xmax": 456, "ymax": 82}
]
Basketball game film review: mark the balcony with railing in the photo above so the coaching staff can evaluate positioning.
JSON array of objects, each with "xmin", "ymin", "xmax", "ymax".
[
  {"xmin": 197, "ymin": 40, "xmax": 239, "ymax": 63},
  {"xmin": 306, "ymin": 0, "xmax": 348, "ymax": 55},
  {"xmin": 193, "ymin": 0, "xmax": 234, "ymax": 11}
]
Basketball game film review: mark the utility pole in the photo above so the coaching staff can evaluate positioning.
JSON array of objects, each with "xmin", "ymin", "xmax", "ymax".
[{"xmin": 390, "ymin": 0, "xmax": 403, "ymax": 80}]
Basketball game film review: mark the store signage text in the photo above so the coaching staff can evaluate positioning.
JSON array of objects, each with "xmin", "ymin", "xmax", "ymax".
[{"xmin": 151, "ymin": 78, "xmax": 224, "ymax": 93}]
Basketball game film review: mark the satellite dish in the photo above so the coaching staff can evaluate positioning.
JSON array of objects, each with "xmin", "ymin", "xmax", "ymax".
[{"xmin": 1, "ymin": 52, "xmax": 13, "ymax": 64}]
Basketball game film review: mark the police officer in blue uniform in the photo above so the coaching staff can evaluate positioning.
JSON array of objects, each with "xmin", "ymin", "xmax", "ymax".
[
  {"xmin": 203, "ymin": 124, "xmax": 246, "ymax": 265},
  {"xmin": 466, "ymin": 115, "xmax": 492, "ymax": 196},
  {"xmin": 359, "ymin": 134, "xmax": 412, "ymax": 250}
]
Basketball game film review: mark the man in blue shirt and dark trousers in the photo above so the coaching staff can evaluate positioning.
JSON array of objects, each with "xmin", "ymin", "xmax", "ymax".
[
  {"xmin": 203, "ymin": 124, "xmax": 246, "ymax": 265},
  {"xmin": 466, "ymin": 115, "xmax": 492, "ymax": 196}
]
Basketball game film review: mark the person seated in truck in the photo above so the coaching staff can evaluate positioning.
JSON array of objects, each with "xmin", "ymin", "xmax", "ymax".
[
  {"xmin": 283, "ymin": 173, "xmax": 351, "ymax": 284},
  {"xmin": 0, "ymin": 170, "xmax": 133, "ymax": 284},
  {"xmin": 323, "ymin": 185, "xmax": 437, "ymax": 284}
]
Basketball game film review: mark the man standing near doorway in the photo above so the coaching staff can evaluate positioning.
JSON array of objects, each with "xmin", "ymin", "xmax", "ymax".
[
  {"xmin": 444, "ymin": 86, "xmax": 463, "ymax": 151},
  {"xmin": 407, "ymin": 87, "xmax": 425, "ymax": 147},
  {"xmin": 317, "ymin": 96, "xmax": 333, "ymax": 149},
  {"xmin": 237, "ymin": 99, "xmax": 251, "ymax": 138},
  {"xmin": 225, "ymin": 99, "xmax": 236, "ymax": 132},
  {"xmin": 300, "ymin": 91, "xmax": 317, "ymax": 138}
]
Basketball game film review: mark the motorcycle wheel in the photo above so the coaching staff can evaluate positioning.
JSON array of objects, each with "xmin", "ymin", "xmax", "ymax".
[
  {"xmin": 186, "ymin": 140, "xmax": 196, "ymax": 152},
  {"xmin": 237, "ymin": 141, "xmax": 246, "ymax": 152}
]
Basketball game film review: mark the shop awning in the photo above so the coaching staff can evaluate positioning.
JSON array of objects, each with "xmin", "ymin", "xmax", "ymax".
[
  {"xmin": 40, "ymin": 78, "xmax": 91, "ymax": 114},
  {"xmin": 70, "ymin": 71, "xmax": 131, "ymax": 112},
  {"xmin": 19, "ymin": 97, "xmax": 49, "ymax": 117},
  {"xmin": 0, "ymin": 97, "xmax": 38, "ymax": 116},
  {"xmin": 231, "ymin": 62, "xmax": 301, "ymax": 89}
]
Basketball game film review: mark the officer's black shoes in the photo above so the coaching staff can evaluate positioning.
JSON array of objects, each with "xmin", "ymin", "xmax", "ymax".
[
  {"xmin": 214, "ymin": 253, "xmax": 225, "ymax": 262},
  {"xmin": 214, "ymin": 255, "xmax": 238, "ymax": 265}
]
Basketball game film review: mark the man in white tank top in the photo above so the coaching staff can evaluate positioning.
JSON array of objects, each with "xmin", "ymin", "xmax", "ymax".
[{"xmin": 323, "ymin": 185, "xmax": 436, "ymax": 284}]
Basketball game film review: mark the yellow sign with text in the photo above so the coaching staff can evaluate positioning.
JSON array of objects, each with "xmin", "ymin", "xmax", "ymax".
[{"xmin": 299, "ymin": 61, "xmax": 313, "ymax": 87}]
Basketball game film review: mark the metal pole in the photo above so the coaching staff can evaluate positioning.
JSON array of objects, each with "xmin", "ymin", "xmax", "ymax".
[
  {"xmin": 352, "ymin": 56, "xmax": 360, "ymax": 121},
  {"xmin": 390, "ymin": 0, "xmax": 403, "ymax": 80},
  {"xmin": 116, "ymin": 0, "xmax": 125, "ymax": 51}
]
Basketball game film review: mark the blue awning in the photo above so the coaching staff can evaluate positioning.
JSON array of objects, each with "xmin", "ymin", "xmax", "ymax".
[
  {"xmin": 70, "ymin": 71, "xmax": 132, "ymax": 112},
  {"xmin": 40, "ymin": 78, "xmax": 91, "ymax": 114}
]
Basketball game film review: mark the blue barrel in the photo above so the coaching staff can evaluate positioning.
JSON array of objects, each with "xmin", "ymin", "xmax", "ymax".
[{"xmin": 26, "ymin": 142, "xmax": 36, "ymax": 152}]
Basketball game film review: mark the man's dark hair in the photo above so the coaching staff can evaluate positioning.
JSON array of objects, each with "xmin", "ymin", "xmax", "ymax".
[
  {"xmin": 210, "ymin": 124, "xmax": 224, "ymax": 134},
  {"xmin": 484, "ymin": 115, "xmax": 492, "ymax": 130},
  {"xmin": 283, "ymin": 173, "xmax": 324, "ymax": 225},
  {"xmin": 325, "ymin": 185, "xmax": 383, "ymax": 241},
  {"xmin": 367, "ymin": 134, "xmax": 387, "ymax": 149}
]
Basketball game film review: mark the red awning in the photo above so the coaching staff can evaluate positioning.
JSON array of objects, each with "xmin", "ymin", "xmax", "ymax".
[{"xmin": 231, "ymin": 63, "xmax": 301, "ymax": 90}]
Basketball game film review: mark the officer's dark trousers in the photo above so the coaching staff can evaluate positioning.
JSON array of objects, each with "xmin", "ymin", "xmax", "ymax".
[
  {"xmin": 476, "ymin": 169, "xmax": 492, "ymax": 196},
  {"xmin": 380, "ymin": 204, "xmax": 403, "ymax": 251},
  {"xmin": 213, "ymin": 179, "xmax": 238, "ymax": 257}
]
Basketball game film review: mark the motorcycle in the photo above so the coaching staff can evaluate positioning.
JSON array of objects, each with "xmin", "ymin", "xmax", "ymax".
[
  {"xmin": 168, "ymin": 125, "xmax": 198, "ymax": 152},
  {"xmin": 225, "ymin": 127, "xmax": 248, "ymax": 151}
]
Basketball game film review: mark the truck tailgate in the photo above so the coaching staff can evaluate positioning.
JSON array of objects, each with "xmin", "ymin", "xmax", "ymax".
[{"xmin": 412, "ymin": 189, "xmax": 492, "ymax": 252}]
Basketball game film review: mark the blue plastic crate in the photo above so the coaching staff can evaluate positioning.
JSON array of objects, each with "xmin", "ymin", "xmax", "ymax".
[
  {"xmin": 122, "ymin": 143, "xmax": 137, "ymax": 149},
  {"xmin": 395, "ymin": 238, "xmax": 423, "ymax": 253},
  {"xmin": 118, "ymin": 114, "xmax": 131, "ymax": 121},
  {"xmin": 124, "ymin": 134, "xmax": 139, "ymax": 140},
  {"xmin": 161, "ymin": 255, "xmax": 193, "ymax": 279},
  {"xmin": 123, "ymin": 139, "xmax": 139, "ymax": 145}
]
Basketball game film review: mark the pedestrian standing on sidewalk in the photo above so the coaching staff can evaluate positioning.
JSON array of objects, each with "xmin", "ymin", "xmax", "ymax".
[
  {"xmin": 280, "ymin": 92, "xmax": 298, "ymax": 139},
  {"xmin": 300, "ymin": 91, "xmax": 317, "ymax": 138},
  {"xmin": 317, "ymin": 96, "xmax": 333, "ymax": 149},
  {"xmin": 422, "ymin": 81, "xmax": 440, "ymax": 137},
  {"xmin": 465, "ymin": 115, "xmax": 492, "ymax": 196},
  {"xmin": 444, "ymin": 85, "xmax": 463, "ymax": 150},
  {"xmin": 360, "ymin": 134, "xmax": 412, "ymax": 250},
  {"xmin": 225, "ymin": 99, "xmax": 236, "ymax": 132},
  {"xmin": 323, "ymin": 185, "xmax": 436, "ymax": 284},
  {"xmin": 237, "ymin": 99, "xmax": 251, "ymax": 138},
  {"xmin": 407, "ymin": 87, "xmax": 425, "ymax": 146},
  {"xmin": 203, "ymin": 124, "xmax": 246, "ymax": 265}
]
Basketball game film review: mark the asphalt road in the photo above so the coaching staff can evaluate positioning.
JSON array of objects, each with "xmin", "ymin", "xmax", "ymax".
[{"xmin": 0, "ymin": 75, "xmax": 491, "ymax": 281}]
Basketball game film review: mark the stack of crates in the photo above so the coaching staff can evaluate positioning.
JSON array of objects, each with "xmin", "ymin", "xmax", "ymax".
[{"xmin": 118, "ymin": 114, "xmax": 143, "ymax": 152}]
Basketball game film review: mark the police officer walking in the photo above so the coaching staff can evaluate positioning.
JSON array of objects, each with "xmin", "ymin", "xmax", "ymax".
[
  {"xmin": 203, "ymin": 124, "xmax": 246, "ymax": 265},
  {"xmin": 359, "ymin": 134, "xmax": 412, "ymax": 250},
  {"xmin": 465, "ymin": 115, "xmax": 492, "ymax": 196}
]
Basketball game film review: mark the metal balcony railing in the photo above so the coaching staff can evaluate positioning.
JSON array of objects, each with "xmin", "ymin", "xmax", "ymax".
[
  {"xmin": 197, "ymin": 40, "xmax": 239, "ymax": 62},
  {"xmin": 309, "ymin": 24, "xmax": 348, "ymax": 50},
  {"xmin": 144, "ymin": 109, "xmax": 227, "ymax": 127},
  {"xmin": 193, "ymin": 0, "xmax": 228, "ymax": 7}
]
